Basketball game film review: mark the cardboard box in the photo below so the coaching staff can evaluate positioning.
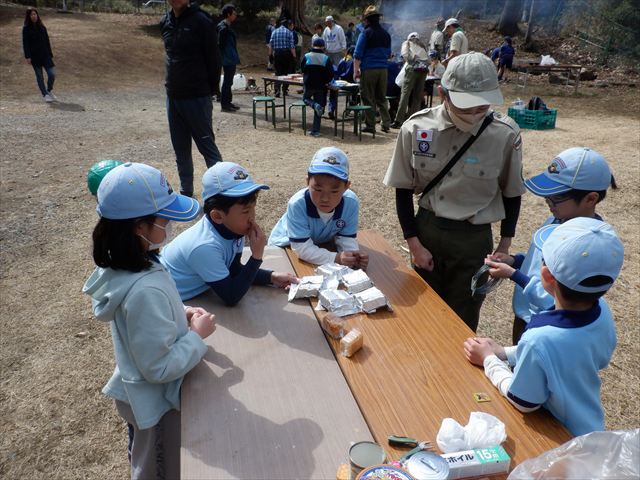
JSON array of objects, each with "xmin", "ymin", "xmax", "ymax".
[{"xmin": 441, "ymin": 446, "xmax": 510, "ymax": 479}]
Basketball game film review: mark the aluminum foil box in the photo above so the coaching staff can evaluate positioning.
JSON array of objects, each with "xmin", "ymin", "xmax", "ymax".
[{"xmin": 342, "ymin": 269, "xmax": 374, "ymax": 294}]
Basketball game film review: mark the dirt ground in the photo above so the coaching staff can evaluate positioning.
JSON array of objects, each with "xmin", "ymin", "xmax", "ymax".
[{"xmin": 0, "ymin": 6, "xmax": 638, "ymax": 479}]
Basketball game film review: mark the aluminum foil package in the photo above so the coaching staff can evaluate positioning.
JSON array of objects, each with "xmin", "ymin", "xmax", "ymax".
[
  {"xmin": 319, "ymin": 289, "xmax": 360, "ymax": 317},
  {"xmin": 354, "ymin": 286, "xmax": 390, "ymax": 314},
  {"xmin": 315, "ymin": 263, "xmax": 353, "ymax": 280},
  {"xmin": 342, "ymin": 269, "xmax": 374, "ymax": 294},
  {"xmin": 287, "ymin": 275, "xmax": 324, "ymax": 301}
]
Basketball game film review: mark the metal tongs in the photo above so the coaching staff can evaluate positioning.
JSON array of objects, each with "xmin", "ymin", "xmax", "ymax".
[{"xmin": 388, "ymin": 434, "xmax": 433, "ymax": 461}]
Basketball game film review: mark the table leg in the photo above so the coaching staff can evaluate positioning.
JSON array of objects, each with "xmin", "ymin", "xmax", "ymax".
[{"xmin": 283, "ymin": 88, "xmax": 287, "ymax": 120}]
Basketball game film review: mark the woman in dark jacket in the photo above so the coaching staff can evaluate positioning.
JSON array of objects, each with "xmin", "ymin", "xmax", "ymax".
[{"xmin": 22, "ymin": 8, "xmax": 56, "ymax": 102}]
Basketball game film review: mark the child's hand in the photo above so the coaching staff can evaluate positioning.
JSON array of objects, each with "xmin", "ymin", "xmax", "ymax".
[
  {"xmin": 190, "ymin": 311, "xmax": 216, "ymax": 339},
  {"xmin": 489, "ymin": 252, "xmax": 514, "ymax": 266},
  {"xmin": 357, "ymin": 252, "xmax": 369, "ymax": 270},
  {"xmin": 463, "ymin": 337, "xmax": 495, "ymax": 366},
  {"xmin": 247, "ymin": 221, "xmax": 266, "ymax": 260},
  {"xmin": 336, "ymin": 251, "xmax": 360, "ymax": 267},
  {"xmin": 484, "ymin": 256, "xmax": 516, "ymax": 279},
  {"xmin": 271, "ymin": 272, "xmax": 299, "ymax": 288},
  {"xmin": 185, "ymin": 306, "xmax": 208, "ymax": 324}
]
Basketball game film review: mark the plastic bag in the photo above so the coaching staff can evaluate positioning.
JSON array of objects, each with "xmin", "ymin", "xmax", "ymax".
[
  {"xmin": 540, "ymin": 55, "xmax": 557, "ymax": 66},
  {"xmin": 395, "ymin": 64, "xmax": 407, "ymax": 87},
  {"xmin": 436, "ymin": 412, "xmax": 507, "ymax": 453},
  {"xmin": 508, "ymin": 429, "xmax": 639, "ymax": 479}
]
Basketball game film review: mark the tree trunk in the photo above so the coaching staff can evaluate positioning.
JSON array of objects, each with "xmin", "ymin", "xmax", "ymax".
[
  {"xmin": 524, "ymin": 0, "xmax": 536, "ymax": 46},
  {"xmin": 280, "ymin": 0, "xmax": 310, "ymax": 35},
  {"xmin": 497, "ymin": 0, "xmax": 524, "ymax": 36}
]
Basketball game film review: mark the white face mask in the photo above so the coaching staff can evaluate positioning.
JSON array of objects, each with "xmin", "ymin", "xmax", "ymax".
[
  {"xmin": 139, "ymin": 222, "xmax": 172, "ymax": 251},
  {"xmin": 446, "ymin": 101, "xmax": 488, "ymax": 132}
]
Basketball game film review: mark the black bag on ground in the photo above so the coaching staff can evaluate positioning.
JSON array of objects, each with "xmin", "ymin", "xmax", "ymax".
[{"xmin": 528, "ymin": 96, "xmax": 548, "ymax": 110}]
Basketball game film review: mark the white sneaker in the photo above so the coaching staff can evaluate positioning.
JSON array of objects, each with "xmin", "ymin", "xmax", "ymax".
[
  {"xmin": 47, "ymin": 91, "xmax": 57, "ymax": 101},
  {"xmin": 43, "ymin": 94, "xmax": 54, "ymax": 103}
]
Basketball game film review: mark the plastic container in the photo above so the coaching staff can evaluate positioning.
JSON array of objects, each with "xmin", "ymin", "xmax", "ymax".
[
  {"xmin": 219, "ymin": 74, "xmax": 247, "ymax": 91},
  {"xmin": 508, "ymin": 107, "xmax": 557, "ymax": 130},
  {"xmin": 511, "ymin": 98, "xmax": 525, "ymax": 110}
]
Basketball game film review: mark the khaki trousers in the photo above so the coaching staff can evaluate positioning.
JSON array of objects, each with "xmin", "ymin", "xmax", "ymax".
[
  {"xmin": 395, "ymin": 68, "xmax": 427, "ymax": 123},
  {"xmin": 360, "ymin": 68, "xmax": 391, "ymax": 129},
  {"xmin": 414, "ymin": 208, "xmax": 493, "ymax": 332}
]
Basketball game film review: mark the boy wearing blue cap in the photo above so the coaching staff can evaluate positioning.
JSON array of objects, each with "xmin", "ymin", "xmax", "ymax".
[
  {"xmin": 484, "ymin": 147, "xmax": 615, "ymax": 343},
  {"xmin": 160, "ymin": 162, "xmax": 297, "ymax": 305},
  {"xmin": 83, "ymin": 162, "xmax": 216, "ymax": 478},
  {"xmin": 464, "ymin": 217, "xmax": 624, "ymax": 436},
  {"xmin": 269, "ymin": 147, "xmax": 368, "ymax": 268},
  {"xmin": 301, "ymin": 37, "xmax": 335, "ymax": 137}
]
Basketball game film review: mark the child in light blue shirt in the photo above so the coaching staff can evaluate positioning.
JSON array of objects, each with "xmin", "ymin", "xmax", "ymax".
[
  {"xmin": 161, "ymin": 162, "xmax": 297, "ymax": 304},
  {"xmin": 484, "ymin": 147, "xmax": 615, "ymax": 343},
  {"xmin": 464, "ymin": 217, "xmax": 624, "ymax": 436},
  {"xmin": 269, "ymin": 147, "xmax": 368, "ymax": 268}
]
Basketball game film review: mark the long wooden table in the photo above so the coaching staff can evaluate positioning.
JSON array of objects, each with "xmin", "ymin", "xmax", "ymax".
[
  {"xmin": 262, "ymin": 75, "xmax": 360, "ymax": 136},
  {"xmin": 181, "ymin": 247, "xmax": 373, "ymax": 479},
  {"xmin": 286, "ymin": 230, "xmax": 571, "ymax": 471},
  {"xmin": 516, "ymin": 62, "xmax": 582, "ymax": 94}
]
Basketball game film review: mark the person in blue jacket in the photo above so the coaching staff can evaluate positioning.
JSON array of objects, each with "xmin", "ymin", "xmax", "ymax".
[
  {"xmin": 497, "ymin": 36, "xmax": 515, "ymax": 82},
  {"xmin": 353, "ymin": 5, "xmax": 392, "ymax": 134},
  {"xmin": 218, "ymin": 4, "xmax": 241, "ymax": 112}
]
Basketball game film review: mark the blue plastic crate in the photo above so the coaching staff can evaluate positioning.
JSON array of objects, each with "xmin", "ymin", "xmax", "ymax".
[{"xmin": 507, "ymin": 107, "xmax": 557, "ymax": 130}]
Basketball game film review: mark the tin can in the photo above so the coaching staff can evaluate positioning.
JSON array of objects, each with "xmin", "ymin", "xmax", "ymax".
[
  {"xmin": 356, "ymin": 464, "xmax": 416, "ymax": 480},
  {"xmin": 349, "ymin": 441, "xmax": 386, "ymax": 480},
  {"xmin": 404, "ymin": 451, "xmax": 450, "ymax": 480}
]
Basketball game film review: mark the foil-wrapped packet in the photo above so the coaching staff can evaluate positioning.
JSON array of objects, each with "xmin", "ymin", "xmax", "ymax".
[
  {"xmin": 354, "ymin": 286, "xmax": 390, "ymax": 314},
  {"xmin": 342, "ymin": 269, "xmax": 374, "ymax": 294},
  {"xmin": 319, "ymin": 289, "xmax": 360, "ymax": 317},
  {"xmin": 287, "ymin": 275, "xmax": 324, "ymax": 301},
  {"xmin": 315, "ymin": 263, "xmax": 353, "ymax": 280}
]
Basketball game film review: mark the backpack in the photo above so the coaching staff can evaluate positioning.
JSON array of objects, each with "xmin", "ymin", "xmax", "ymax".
[{"xmin": 528, "ymin": 96, "xmax": 548, "ymax": 110}]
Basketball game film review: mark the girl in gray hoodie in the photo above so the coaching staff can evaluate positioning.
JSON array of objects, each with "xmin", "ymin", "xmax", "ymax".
[{"xmin": 83, "ymin": 162, "xmax": 216, "ymax": 479}]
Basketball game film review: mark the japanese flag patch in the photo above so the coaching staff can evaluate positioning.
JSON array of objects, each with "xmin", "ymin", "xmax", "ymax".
[{"xmin": 416, "ymin": 129, "xmax": 433, "ymax": 142}]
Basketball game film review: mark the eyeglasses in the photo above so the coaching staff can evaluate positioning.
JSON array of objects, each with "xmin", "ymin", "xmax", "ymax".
[{"xmin": 545, "ymin": 193, "xmax": 574, "ymax": 206}]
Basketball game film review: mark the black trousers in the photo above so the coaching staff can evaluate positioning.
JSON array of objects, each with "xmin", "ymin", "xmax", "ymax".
[
  {"xmin": 414, "ymin": 208, "xmax": 493, "ymax": 332},
  {"xmin": 273, "ymin": 50, "xmax": 293, "ymax": 94}
]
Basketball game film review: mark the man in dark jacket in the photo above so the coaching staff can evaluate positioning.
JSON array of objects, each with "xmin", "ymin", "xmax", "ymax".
[
  {"xmin": 160, "ymin": 0, "xmax": 222, "ymax": 197},
  {"xmin": 218, "ymin": 4, "xmax": 240, "ymax": 112}
]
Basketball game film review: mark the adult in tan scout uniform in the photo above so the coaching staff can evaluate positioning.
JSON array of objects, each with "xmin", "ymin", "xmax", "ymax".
[
  {"xmin": 383, "ymin": 52, "xmax": 524, "ymax": 331},
  {"xmin": 442, "ymin": 18, "xmax": 468, "ymax": 67}
]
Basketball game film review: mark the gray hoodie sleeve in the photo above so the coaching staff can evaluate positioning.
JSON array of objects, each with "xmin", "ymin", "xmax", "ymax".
[{"xmin": 124, "ymin": 286, "xmax": 207, "ymax": 384}]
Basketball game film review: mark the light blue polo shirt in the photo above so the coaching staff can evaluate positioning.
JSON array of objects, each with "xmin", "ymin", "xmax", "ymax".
[
  {"xmin": 268, "ymin": 188, "xmax": 359, "ymax": 247},
  {"xmin": 508, "ymin": 299, "xmax": 616, "ymax": 436},
  {"xmin": 511, "ymin": 214, "xmax": 603, "ymax": 323},
  {"xmin": 512, "ymin": 216, "xmax": 558, "ymax": 322},
  {"xmin": 160, "ymin": 216, "xmax": 244, "ymax": 300}
]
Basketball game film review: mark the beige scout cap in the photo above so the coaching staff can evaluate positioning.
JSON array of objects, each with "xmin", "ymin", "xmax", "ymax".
[{"xmin": 441, "ymin": 52, "xmax": 504, "ymax": 108}]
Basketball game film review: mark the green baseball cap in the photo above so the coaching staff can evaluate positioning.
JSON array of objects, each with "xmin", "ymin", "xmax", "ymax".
[
  {"xmin": 87, "ymin": 159, "xmax": 123, "ymax": 196},
  {"xmin": 441, "ymin": 52, "xmax": 504, "ymax": 108}
]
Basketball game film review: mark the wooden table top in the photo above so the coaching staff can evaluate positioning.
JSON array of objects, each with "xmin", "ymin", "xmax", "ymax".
[
  {"xmin": 181, "ymin": 247, "xmax": 373, "ymax": 479},
  {"xmin": 286, "ymin": 230, "xmax": 571, "ymax": 472}
]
